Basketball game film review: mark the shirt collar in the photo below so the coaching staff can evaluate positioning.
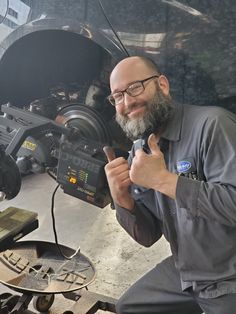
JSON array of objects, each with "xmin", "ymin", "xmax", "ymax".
[{"xmin": 161, "ymin": 102, "xmax": 183, "ymax": 142}]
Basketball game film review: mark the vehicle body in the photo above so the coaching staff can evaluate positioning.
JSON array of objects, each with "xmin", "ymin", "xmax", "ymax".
[{"xmin": 0, "ymin": 0, "xmax": 235, "ymax": 174}]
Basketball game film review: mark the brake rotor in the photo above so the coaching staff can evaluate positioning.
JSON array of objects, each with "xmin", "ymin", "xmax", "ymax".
[{"xmin": 55, "ymin": 104, "xmax": 111, "ymax": 144}]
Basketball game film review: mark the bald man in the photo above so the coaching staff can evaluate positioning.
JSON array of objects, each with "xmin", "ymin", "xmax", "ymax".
[{"xmin": 104, "ymin": 56, "xmax": 236, "ymax": 314}]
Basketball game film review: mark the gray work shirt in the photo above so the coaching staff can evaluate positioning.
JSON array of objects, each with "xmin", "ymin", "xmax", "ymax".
[{"xmin": 116, "ymin": 103, "xmax": 236, "ymax": 298}]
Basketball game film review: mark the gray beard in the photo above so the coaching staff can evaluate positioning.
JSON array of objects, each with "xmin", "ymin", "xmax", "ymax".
[{"xmin": 116, "ymin": 90, "xmax": 173, "ymax": 141}]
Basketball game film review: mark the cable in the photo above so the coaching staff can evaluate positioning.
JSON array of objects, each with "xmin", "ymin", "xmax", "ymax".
[
  {"xmin": 98, "ymin": 0, "xmax": 130, "ymax": 57},
  {"xmin": 0, "ymin": 0, "xmax": 9, "ymax": 25},
  {"xmin": 51, "ymin": 183, "xmax": 80, "ymax": 260},
  {"xmin": 47, "ymin": 168, "xmax": 57, "ymax": 181}
]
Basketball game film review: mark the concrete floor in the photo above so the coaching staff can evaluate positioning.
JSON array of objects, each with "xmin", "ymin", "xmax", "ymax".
[{"xmin": 0, "ymin": 173, "xmax": 171, "ymax": 313}]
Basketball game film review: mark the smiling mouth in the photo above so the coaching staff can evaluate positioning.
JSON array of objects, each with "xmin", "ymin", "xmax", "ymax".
[{"xmin": 126, "ymin": 105, "xmax": 146, "ymax": 118}]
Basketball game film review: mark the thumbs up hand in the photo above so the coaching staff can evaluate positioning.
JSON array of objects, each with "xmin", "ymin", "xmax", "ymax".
[
  {"xmin": 103, "ymin": 146, "xmax": 134, "ymax": 210},
  {"xmin": 130, "ymin": 134, "xmax": 168, "ymax": 191},
  {"xmin": 148, "ymin": 133, "xmax": 162, "ymax": 156}
]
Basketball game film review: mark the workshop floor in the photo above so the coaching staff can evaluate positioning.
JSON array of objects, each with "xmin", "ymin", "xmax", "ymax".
[{"xmin": 0, "ymin": 173, "xmax": 171, "ymax": 313}]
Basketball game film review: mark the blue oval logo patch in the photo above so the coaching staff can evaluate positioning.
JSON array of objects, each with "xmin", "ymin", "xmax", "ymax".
[{"xmin": 177, "ymin": 160, "xmax": 192, "ymax": 173}]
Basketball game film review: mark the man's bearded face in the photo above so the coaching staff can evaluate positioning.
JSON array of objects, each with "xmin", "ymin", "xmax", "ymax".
[{"xmin": 115, "ymin": 88, "xmax": 173, "ymax": 141}]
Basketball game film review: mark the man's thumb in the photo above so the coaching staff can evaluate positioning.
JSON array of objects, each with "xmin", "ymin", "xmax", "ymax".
[
  {"xmin": 148, "ymin": 133, "xmax": 160, "ymax": 155},
  {"xmin": 103, "ymin": 146, "xmax": 116, "ymax": 162}
]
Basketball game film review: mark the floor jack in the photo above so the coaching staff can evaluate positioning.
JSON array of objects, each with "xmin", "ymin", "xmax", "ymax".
[{"xmin": 0, "ymin": 207, "xmax": 117, "ymax": 313}]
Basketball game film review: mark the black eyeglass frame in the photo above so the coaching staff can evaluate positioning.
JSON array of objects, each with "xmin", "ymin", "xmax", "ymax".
[{"xmin": 107, "ymin": 75, "xmax": 160, "ymax": 106}]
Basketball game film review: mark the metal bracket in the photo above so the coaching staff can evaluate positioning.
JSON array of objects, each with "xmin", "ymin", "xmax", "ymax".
[{"xmin": 63, "ymin": 289, "xmax": 117, "ymax": 313}]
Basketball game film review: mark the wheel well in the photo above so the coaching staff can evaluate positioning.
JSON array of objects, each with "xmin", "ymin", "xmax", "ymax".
[{"xmin": 0, "ymin": 29, "xmax": 111, "ymax": 106}]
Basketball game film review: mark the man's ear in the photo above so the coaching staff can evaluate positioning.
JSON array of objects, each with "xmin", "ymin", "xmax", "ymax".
[{"xmin": 156, "ymin": 75, "xmax": 169, "ymax": 96}]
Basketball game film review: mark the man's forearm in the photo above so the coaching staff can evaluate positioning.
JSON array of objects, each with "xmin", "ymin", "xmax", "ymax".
[{"xmin": 153, "ymin": 170, "xmax": 179, "ymax": 200}]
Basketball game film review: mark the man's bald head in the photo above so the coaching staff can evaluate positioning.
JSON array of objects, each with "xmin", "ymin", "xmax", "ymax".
[
  {"xmin": 110, "ymin": 56, "xmax": 160, "ymax": 91},
  {"xmin": 111, "ymin": 56, "xmax": 160, "ymax": 75}
]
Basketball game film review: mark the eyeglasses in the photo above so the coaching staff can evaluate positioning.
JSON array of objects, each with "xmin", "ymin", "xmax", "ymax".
[{"xmin": 107, "ymin": 75, "xmax": 159, "ymax": 106}]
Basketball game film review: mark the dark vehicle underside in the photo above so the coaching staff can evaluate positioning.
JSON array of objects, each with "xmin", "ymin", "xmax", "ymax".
[{"xmin": 0, "ymin": 0, "xmax": 235, "ymax": 175}]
